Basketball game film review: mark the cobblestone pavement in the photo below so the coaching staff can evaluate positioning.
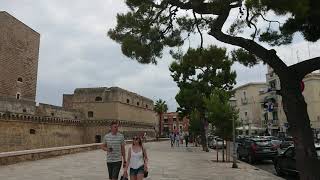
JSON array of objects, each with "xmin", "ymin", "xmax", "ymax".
[{"xmin": 0, "ymin": 141, "xmax": 284, "ymax": 180}]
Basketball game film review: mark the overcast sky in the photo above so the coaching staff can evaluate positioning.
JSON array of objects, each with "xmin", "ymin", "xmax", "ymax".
[{"xmin": 1, "ymin": 1, "xmax": 320, "ymax": 111}]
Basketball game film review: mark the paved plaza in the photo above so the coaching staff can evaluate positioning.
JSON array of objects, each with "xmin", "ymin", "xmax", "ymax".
[{"xmin": 0, "ymin": 141, "xmax": 283, "ymax": 180}]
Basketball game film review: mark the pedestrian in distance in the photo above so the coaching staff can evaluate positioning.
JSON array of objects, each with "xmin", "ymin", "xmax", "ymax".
[
  {"xmin": 101, "ymin": 121, "xmax": 126, "ymax": 180},
  {"xmin": 184, "ymin": 133, "xmax": 189, "ymax": 147},
  {"xmin": 169, "ymin": 132, "xmax": 175, "ymax": 147},
  {"xmin": 124, "ymin": 136, "xmax": 148, "ymax": 180},
  {"xmin": 175, "ymin": 133, "xmax": 180, "ymax": 147}
]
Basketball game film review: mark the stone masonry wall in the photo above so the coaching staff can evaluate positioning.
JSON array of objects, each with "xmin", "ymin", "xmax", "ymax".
[
  {"xmin": 0, "ymin": 12, "xmax": 40, "ymax": 101},
  {"xmin": 0, "ymin": 119, "xmax": 83, "ymax": 153},
  {"xmin": 36, "ymin": 103, "xmax": 84, "ymax": 120}
]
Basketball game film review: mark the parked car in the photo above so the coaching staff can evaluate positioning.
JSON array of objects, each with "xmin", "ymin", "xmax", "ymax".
[
  {"xmin": 273, "ymin": 144, "xmax": 320, "ymax": 177},
  {"xmin": 208, "ymin": 137, "xmax": 225, "ymax": 149},
  {"xmin": 237, "ymin": 138, "xmax": 278, "ymax": 164}
]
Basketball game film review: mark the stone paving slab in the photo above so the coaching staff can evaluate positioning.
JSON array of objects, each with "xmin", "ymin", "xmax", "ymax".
[{"xmin": 0, "ymin": 141, "xmax": 283, "ymax": 180}]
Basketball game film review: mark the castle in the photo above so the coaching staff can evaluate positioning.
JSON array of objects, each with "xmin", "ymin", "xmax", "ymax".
[{"xmin": 0, "ymin": 11, "xmax": 156, "ymax": 153}]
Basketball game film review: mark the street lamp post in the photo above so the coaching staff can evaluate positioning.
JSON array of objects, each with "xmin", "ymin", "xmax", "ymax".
[{"xmin": 232, "ymin": 116, "xmax": 238, "ymax": 168}]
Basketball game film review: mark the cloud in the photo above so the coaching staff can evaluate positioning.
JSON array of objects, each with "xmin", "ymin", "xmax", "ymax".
[{"xmin": 1, "ymin": 1, "xmax": 319, "ymax": 112}]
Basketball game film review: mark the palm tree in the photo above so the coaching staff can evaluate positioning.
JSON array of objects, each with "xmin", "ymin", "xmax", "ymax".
[{"xmin": 154, "ymin": 99, "xmax": 168, "ymax": 137}]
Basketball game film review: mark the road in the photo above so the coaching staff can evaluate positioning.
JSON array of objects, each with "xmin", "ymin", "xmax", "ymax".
[{"xmin": 244, "ymin": 160, "xmax": 298, "ymax": 180}]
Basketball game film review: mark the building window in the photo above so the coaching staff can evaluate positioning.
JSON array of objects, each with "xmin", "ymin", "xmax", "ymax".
[
  {"xmin": 137, "ymin": 102, "xmax": 140, "ymax": 106},
  {"xmin": 75, "ymin": 116, "xmax": 78, "ymax": 119},
  {"xmin": 16, "ymin": 93, "xmax": 21, "ymax": 100},
  {"xmin": 30, "ymin": 129, "xmax": 36, "ymax": 134},
  {"xmin": 164, "ymin": 118, "xmax": 168, "ymax": 123},
  {"xmin": 244, "ymin": 112, "xmax": 248, "ymax": 116},
  {"xmin": 272, "ymin": 111, "xmax": 278, "ymax": 120},
  {"xmin": 173, "ymin": 118, "xmax": 177, "ymax": 122},
  {"xmin": 17, "ymin": 77, "xmax": 23, "ymax": 82},
  {"xmin": 51, "ymin": 112, "xmax": 54, "ymax": 116},
  {"xmin": 23, "ymin": 109, "xmax": 27, "ymax": 113},
  {"xmin": 243, "ymin": 91, "xmax": 247, "ymax": 98},
  {"xmin": 88, "ymin": 111, "xmax": 94, "ymax": 118},
  {"xmin": 127, "ymin": 99, "xmax": 130, "ymax": 103},
  {"xmin": 146, "ymin": 104, "xmax": 148, "ymax": 108},
  {"xmin": 95, "ymin": 97, "xmax": 102, "ymax": 101}
]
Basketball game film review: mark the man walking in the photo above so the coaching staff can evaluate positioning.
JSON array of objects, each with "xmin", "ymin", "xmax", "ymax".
[{"xmin": 101, "ymin": 121, "xmax": 126, "ymax": 180}]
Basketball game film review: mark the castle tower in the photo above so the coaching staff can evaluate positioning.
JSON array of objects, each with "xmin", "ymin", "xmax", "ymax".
[{"xmin": 0, "ymin": 11, "xmax": 40, "ymax": 102}]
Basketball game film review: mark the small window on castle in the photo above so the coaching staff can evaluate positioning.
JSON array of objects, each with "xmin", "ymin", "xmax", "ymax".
[
  {"xmin": 30, "ymin": 129, "xmax": 36, "ymax": 134},
  {"xmin": 95, "ymin": 97, "xmax": 102, "ymax": 101},
  {"xmin": 88, "ymin": 111, "xmax": 94, "ymax": 118},
  {"xmin": 16, "ymin": 93, "xmax": 21, "ymax": 100},
  {"xmin": 75, "ymin": 116, "xmax": 78, "ymax": 119},
  {"xmin": 23, "ymin": 109, "xmax": 27, "ymax": 113},
  {"xmin": 17, "ymin": 77, "xmax": 23, "ymax": 82},
  {"xmin": 127, "ymin": 99, "xmax": 130, "ymax": 103},
  {"xmin": 137, "ymin": 102, "xmax": 140, "ymax": 106},
  {"xmin": 51, "ymin": 112, "xmax": 54, "ymax": 116},
  {"xmin": 146, "ymin": 105, "xmax": 148, "ymax": 108}
]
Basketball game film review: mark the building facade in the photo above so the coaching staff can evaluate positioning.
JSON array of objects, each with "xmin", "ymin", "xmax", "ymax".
[
  {"xmin": 233, "ymin": 83, "xmax": 267, "ymax": 135},
  {"xmin": 160, "ymin": 112, "xmax": 189, "ymax": 137},
  {"xmin": 234, "ymin": 65, "xmax": 320, "ymax": 137},
  {"xmin": 260, "ymin": 66, "xmax": 320, "ymax": 136}
]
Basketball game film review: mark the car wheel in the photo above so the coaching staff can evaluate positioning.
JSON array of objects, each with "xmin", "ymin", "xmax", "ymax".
[
  {"xmin": 275, "ymin": 163, "xmax": 284, "ymax": 177},
  {"xmin": 248, "ymin": 154, "xmax": 255, "ymax": 164}
]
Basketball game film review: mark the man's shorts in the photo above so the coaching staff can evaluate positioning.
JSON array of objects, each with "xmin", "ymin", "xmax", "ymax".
[
  {"xmin": 107, "ymin": 161, "xmax": 122, "ymax": 179},
  {"xmin": 130, "ymin": 165, "xmax": 144, "ymax": 176}
]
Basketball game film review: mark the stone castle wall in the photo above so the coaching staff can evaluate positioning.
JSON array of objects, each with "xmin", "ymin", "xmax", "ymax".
[
  {"xmin": 0, "ymin": 114, "xmax": 155, "ymax": 153},
  {"xmin": 64, "ymin": 87, "xmax": 156, "ymax": 124},
  {"xmin": 0, "ymin": 96, "xmax": 36, "ymax": 114},
  {"xmin": 36, "ymin": 103, "xmax": 84, "ymax": 120},
  {"xmin": 0, "ymin": 12, "xmax": 40, "ymax": 101},
  {"xmin": 0, "ymin": 116, "xmax": 83, "ymax": 152}
]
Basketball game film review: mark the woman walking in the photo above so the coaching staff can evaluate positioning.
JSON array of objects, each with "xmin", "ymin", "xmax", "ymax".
[{"xmin": 124, "ymin": 136, "xmax": 148, "ymax": 180}]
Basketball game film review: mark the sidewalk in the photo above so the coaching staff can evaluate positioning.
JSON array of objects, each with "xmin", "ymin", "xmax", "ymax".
[{"xmin": 0, "ymin": 141, "xmax": 283, "ymax": 180}]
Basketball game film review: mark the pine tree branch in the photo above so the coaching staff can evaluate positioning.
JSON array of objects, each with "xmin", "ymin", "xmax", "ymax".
[
  {"xmin": 289, "ymin": 56, "xmax": 320, "ymax": 80},
  {"xmin": 208, "ymin": 9, "xmax": 288, "ymax": 77}
]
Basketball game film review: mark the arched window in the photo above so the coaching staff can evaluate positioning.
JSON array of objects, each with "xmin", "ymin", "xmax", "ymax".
[
  {"xmin": 137, "ymin": 102, "xmax": 140, "ymax": 106},
  {"xmin": 146, "ymin": 104, "xmax": 148, "ymax": 108},
  {"xmin": 17, "ymin": 77, "xmax": 23, "ymax": 82},
  {"xmin": 88, "ymin": 111, "xmax": 94, "ymax": 118},
  {"xmin": 16, "ymin": 93, "xmax": 21, "ymax": 100},
  {"xmin": 95, "ymin": 96, "xmax": 102, "ymax": 101},
  {"xmin": 127, "ymin": 99, "xmax": 130, "ymax": 103}
]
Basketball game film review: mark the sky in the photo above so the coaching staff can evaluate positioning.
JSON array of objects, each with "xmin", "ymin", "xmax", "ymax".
[{"xmin": 1, "ymin": 0, "xmax": 320, "ymax": 111}]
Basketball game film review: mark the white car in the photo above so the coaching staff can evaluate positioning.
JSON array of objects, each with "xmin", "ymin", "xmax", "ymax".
[{"xmin": 208, "ymin": 137, "xmax": 225, "ymax": 149}]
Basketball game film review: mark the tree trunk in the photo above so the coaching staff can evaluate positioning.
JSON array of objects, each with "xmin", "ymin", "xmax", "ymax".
[
  {"xmin": 281, "ymin": 80, "xmax": 320, "ymax": 180},
  {"xmin": 200, "ymin": 117, "xmax": 209, "ymax": 152},
  {"xmin": 222, "ymin": 139, "xmax": 225, "ymax": 162}
]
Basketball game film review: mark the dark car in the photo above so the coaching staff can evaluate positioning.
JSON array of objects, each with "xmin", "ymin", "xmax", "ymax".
[
  {"xmin": 237, "ymin": 138, "xmax": 278, "ymax": 164},
  {"xmin": 273, "ymin": 144, "xmax": 320, "ymax": 177}
]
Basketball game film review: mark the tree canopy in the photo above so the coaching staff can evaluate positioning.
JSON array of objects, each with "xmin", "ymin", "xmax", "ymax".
[{"xmin": 109, "ymin": 0, "xmax": 320, "ymax": 178}]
